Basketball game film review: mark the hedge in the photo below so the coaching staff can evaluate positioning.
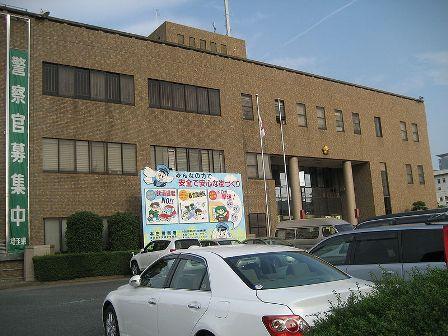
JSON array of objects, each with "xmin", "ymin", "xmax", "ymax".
[
  {"xmin": 306, "ymin": 268, "xmax": 448, "ymax": 336},
  {"xmin": 33, "ymin": 251, "xmax": 134, "ymax": 281},
  {"xmin": 65, "ymin": 211, "xmax": 103, "ymax": 253},
  {"xmin": 107, "ymin": 212, "xmax": 141, "ymax": 251}
]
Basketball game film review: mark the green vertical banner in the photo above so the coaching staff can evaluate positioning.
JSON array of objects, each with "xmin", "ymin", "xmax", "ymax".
[{"xmin": 7, "ymin": 48, "xmax": 29, "ymax": 253}]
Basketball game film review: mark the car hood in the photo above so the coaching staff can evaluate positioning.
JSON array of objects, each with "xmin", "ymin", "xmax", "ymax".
[{"xmin": 256, "ymin": 278, "xmax": 373, "ymax": 325}]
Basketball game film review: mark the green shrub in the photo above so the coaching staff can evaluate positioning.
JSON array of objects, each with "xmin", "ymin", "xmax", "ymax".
[
  {"xmin": 306, "ymin": 269, "xmax": 448, "ymax": 336},
  {"xmin": 65, "ymin": 211, "xmax": 103, "ymax": 253},
  {"xmin": 411, "ymin": 201, "xmax": 428, "ymax": 211},
  {"xmin": 33, "ymin": 251, "xmax": 134, "ymax": 281},
  {"xmin": 107, "ymin": 212, "xmax": 141, "ymax": 251}
]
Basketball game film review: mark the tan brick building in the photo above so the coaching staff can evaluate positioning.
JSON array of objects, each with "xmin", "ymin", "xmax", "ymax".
[{"xmin": 0, "ymin": 6, "xmax": 436, "ymax": 278}]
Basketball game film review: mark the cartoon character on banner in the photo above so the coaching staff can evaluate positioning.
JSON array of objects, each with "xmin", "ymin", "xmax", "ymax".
[
  {"xmin": 211, "ymin": 222, "xmax": 231, "ymax": 239},
  {"xmin": 181, "ymin": 203, "xmax": 197, "ymax": 221},
  {"xmin": 159, "ymin": 204, "xmax": 177, "ymax": 221},
  {"xmin": 214, "ymin": 205, "xmax": 229, "ymax": 222},
  {"xmin": 143, "ymin": 165, "xmax": 174, "ymax": 187},
  {"xmin": 148, "ymin": 202, "xmax": 161, "ymax": 222}
]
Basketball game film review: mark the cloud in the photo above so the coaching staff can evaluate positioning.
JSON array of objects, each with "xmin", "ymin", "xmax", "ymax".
[{"xmin": 416, "ymin": 51, "xmax": 448, "ymax": 85}]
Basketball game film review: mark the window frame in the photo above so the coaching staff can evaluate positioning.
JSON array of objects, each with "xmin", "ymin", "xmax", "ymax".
[
  {"xmin": 411, "ymin": 123, "xmax": 420, "ymax": 142},
  {"xmin": 248, "ymin": 213, "xmax": 268, "ymax": 237},
  {"xmin": 275, "ymin": 99, "xmax": 286, "ymax": 124},
  {"xmin": 241, "ymin": 93, "xmax": 254, "ymax": 120},
  {"xmin": 400, "ymin": 121, "xmax": 408, "ymax": 141},
  {"xmin": 417, "ymin": 165, "xmax": 425, "ymax": 185},
  {"xmin": 405, "ymin": 164, "xmax": 414, "ymax": 184},
  {"xmin": 297, "ymin": 103, "xmax": 307, "ymax": 127},
  {"xmin": 334, "ymin": 109, "xmax": 344, "ymax": 132},
  {"xmin": 42, "ymin": 137, "xmax": 137, "ymax": 176},
  {"xmin": 351, "ymin": 232, "xmax": 400, "ymax": 265},
  {"xmin": 352, "ymin": 112, "xmax": 361, "ymax": 135},
  {"xmin": 316, "ymin": 106, "xmax": 327, "ymax": 130},
  {"xmin": 42, "ymin": 62, "xmax": 134, "ymax": 105},
  {"xmin": 374, "ymin": 117, "xmax": 383, "ymax": 137},
  {"xmin": 167, "ymin": 254, "xmax": 211, "ymax": 292}
]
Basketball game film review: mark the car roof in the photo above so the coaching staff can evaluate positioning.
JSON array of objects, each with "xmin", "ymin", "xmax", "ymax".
[
  {"xmin": 276, "ymin": 218, "xmax": 350, "ymax": 228},
  {"xmin": 179, "ymin": 244, "xmax": 300, "ymax": 258},
  {"xmin": 332, "ymin": 223, "xmax": 445, "ymax": 237}
]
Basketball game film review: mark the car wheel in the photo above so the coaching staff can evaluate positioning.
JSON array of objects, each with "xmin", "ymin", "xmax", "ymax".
[
  {"xmin": 131, "ymin": 261, "xmax": 140, "ymax": 275},
  {"xmin": 103, "ymin": 305, "xmax": 120, "ymax": 336}
]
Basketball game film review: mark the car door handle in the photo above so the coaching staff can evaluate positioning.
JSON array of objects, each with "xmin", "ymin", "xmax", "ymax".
[
  {"xmin": 187, "ymin": 302, "xmax": 201, "ymax": 310},
  {"xmin": 148, "ymin": 298, "xmax": 157, "ymax": 305}
]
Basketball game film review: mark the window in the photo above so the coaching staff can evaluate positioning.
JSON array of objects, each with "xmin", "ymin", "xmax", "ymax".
[
  {"xmin": 402, "ymin": 229, "xmax": 444, "ymax": 263},
  {"xmin": 199, "ymin": 39, "xmax": 206, "ymax": 50},
  {"xmin": 417, "ymin": 165, "xmax": 425, "ymax": 185},
  {"xmin": 438, "ymin": 179, "xmax": 440, "ymax": 184},
  {"xmin": 221, "ymin": 44, "xmax": 227, "ymax": 54},
  {"xmin": 352, "ymin": 112, "xmax": 361, "ymax": 135},
  {"xmin": 353, "ymin": 233, "xmax": 399, "ymax": 264},
  {"xmin": 42, "ymin": 62, "xmax": 134, "ymax": 105},
  {"xmin": 380, "ymin": 162, "xmax": 392, "ymax": 215},
  {"xmin": 44, "ymin": 218, "xmax": 67, "ymax": 253},
  {"xmin": 210, "ymin": 41, "xmax": 217, "ymax": 52},
  {"xmin": 174, "ymin": 239, "xmax": 200, "ymax": 249},
  {"xmin": 374, "ymin": 117, "xmax": 383, "ymax": 137},
  {"xmin": 151, "ymin": 145, "xmax": 225, "ymax": 173},
  {"xmin": 42, "ymin": 138, "xmax": 137, "ymax": 175},
  {"xmin": 241, "ymin": 94, "xmax": 253, "ymax": 120},
  {"xmin": 411, "ymin": 123, "xmax": 419, "ymax": 142},
  {"xmin": 334, "ymin": 110, "xmax": 344, "ymax": 132},
  {"xmin": 248, "ymin": 213, "xmax": 267, "ymax": 237},
  {"xmin": 148, "ymin": 79, "xmax": 221, "ymax": 116},
  {"xmin": 177, "ymin": 34, "xmax": 184, "ymax": 45},
  {"xmin": 140, "ymin": 257, "xmax": 177, "ymax": 288},
  {"xmin": 169, "ymin": 258, "xmax": 208, "ymax": 291},
  {"xmin": 225, "ymin": 251, "xmax": 348, "ymax": 290},
  {"xmin": 312, "ymin": 235, "xmax": 353, "ymax": 266},
  {"xmin": 406, "ymin": 164, "xmax": 414, "ymax": 184},
  {"xmin": 275, "ymin": 99, "xmax": 286, "ymax": 124},
  {"xmin": 400, "ymin": 121, "xmax": 408, "ymax": 141},
  {"xmin": 317, "ymin": 106, "xmax": 327, "ymax": 130},
  {"xmin": 297, "ymin": 103, "xmax": 307, "ymax": 127},
  {"xmin": 189, "ymin": 36, "xmax": 196, "ymax": 47},
  {"xmin": 246, "ymin": 153, "xmax": 272, "ymax": 179}
]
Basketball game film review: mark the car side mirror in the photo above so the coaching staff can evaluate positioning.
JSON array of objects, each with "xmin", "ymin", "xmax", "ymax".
[
  {"xmin": 140, "ymin": 248, "xmax": 144, "ymax": 253},
  {"xmin": 129, "ymin": 275, "xmax": 141, "ymax": 288}
]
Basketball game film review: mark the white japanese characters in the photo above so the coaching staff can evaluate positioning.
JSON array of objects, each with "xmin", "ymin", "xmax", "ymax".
[
  {"xmin": 11, "ymin": 84, "xmax": 26, "ymax": 104},
  {"xmin": 11, "ymin": 113, "xmax": 25, "ymax": 133},
  {"xmin": 11, "ymin": 173, "xmax": 26, "ymax": 195},
  {"xmin": 11, "ymin": 142, "xmax": 26, "ymax": 163},
  {"xmin": 10, "ymin": 205, "xmax": 26, "ymax": 227},
  {"xmin": 11, "ymin": 56, "xmax": 26, "ymax": 76}
]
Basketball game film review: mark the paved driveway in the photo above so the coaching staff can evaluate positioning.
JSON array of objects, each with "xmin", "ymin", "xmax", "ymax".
[{"xmin": 0, "ymin": 278, "xmax": 128, "ymax": 336}]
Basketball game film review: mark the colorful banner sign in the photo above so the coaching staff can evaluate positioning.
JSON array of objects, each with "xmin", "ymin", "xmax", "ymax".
[
  {"xmin": 7, "ymin": 49, "xmax": 29, "ymax": 253},
  {"xmin": 141, "ymin": 166, "xmax": 246, "ymax": 245}
]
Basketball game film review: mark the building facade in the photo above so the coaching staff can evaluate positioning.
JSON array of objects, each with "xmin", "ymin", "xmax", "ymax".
[
  {"xmin": 0, "ymin": 7, "xmax": 437, "ymax": 277},
  {"xmin": 434, "ymin": 170, "xmax": 448, "ymax": 207}
]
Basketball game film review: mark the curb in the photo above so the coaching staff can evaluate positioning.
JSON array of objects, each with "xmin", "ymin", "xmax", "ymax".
[{"xmin": 0, "ymin": 275, "xmax": 129, "ymax": 291}]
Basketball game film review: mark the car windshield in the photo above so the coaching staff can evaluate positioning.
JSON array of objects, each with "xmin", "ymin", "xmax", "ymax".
[
  {"xmin": 225, "ymin": 251, "xmax": 348, "ymax": 290},
  {"xmin": 296, "ymin": 227, "xmax": 320, "ymax": 239},
  {"xmin": 275, "ymin": 229, "xmax": 296, "ymax": 240},
  {"xmin": 175, "ymin": 239, "xmax": 200, "ymax": 249},
  {"xmin": 335, "ymin": 224, "xmax": 353, "ymax": 232},
  {"xmin": 218, "ymin": 240, "xmax": 240, "ymax": 245}
]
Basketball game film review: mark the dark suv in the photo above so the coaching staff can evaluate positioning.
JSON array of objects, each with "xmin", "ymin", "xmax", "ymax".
[{"xmin": 309, "ymin": 224, "xmax": 448, "ymax": 281}]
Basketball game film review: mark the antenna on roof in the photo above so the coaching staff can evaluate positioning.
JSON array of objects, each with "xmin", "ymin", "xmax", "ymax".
[
  {"xmin": 224, "ymin": 0, "xmax": 231, "ymax": 36},
  {"xmin": 155, "ymin": 9, "xmax": 160, "ymax": 25}
]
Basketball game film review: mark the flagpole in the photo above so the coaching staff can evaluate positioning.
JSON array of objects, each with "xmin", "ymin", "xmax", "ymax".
[
  {"xmin": 277, "ymin": 99, "xmax": 291, "ymax": 220},
  {"xmin": 255, "ymin": 94, "xmax": 271, "ymax": 236}
]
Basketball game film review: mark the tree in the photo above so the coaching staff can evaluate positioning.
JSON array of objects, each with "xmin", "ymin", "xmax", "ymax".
[
  {"xmin": 65, "ymin": 211, "xmax": 103, "ymax": 253},
  {"xmin": 107, "ymin": 212, "xmax": 141, "ymax": 251},
  {"xmin": 411, "ymin": 201, "xmax": 428, "ymax": 211}
]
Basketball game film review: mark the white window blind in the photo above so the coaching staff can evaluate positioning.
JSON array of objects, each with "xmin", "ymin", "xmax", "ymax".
[
  {"xmin": 108, "ymin": 143, "xmax": 123, "ymax": 174},
  {"xmin": 59, "ymin": 139, "xmax": 75, "ymax": 172},
  {"xmin": 122, "ymin": 144, "xmax": 137, "ymax": 174},
  {"xmin": 176, "ymin": 148, "xmax": 188, "ymax": 171},
  {"xmin": 43, "ymin": 138, "xmax": 58, "ymax": 171},
  {"xmin": 91, "ymin": 142, "xmax": 106, "ymax": 173},
  {"xmin": 76, "ymin": 141, "xmax": 89, "ymax": 172}
]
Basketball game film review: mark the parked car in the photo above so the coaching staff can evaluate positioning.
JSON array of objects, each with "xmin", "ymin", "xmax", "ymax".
[
  {"xmin": 274, "ymin": 218, "xmax": 353, "ymax": 250},
  {"xmin": 200, "ymin": 239, "xmax": 241, "ymax": 246},
  {"xmin": 103, "ymin": 245, "xmax": 372, "ymax": 336},
  {"xmin": 356, "ymin": 208, "xmax": 448, "ymax": 230},
  {"xmin": 130, "ymin": 238, "xmax": 200, "ymax": 275},
  {"xmin": 242, "ymin": 237, "xmax": 293, "ymax": 246},
  {"xmin": 309, "ymin": 223, "xmax": 448, "ymax": 281}
]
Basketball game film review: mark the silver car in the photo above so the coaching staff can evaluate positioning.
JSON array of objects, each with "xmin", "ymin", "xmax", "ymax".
[
  {"xmin": 309, "ymin": 223, "xmax": 448, "ymax": 281},
  {"xmin": 275, "ymin": 218, "xmax": 353, "ymax": 250}
]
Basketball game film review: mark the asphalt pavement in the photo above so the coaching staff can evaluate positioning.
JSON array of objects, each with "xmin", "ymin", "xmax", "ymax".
[{"xmin": 0, "ymin": 278, "xmax": 128, "ymax": 336}]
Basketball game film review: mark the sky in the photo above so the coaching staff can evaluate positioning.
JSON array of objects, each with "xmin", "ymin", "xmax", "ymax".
[{"xmin": 5, "ymin": 0, "xmax": 448, "ymax": 168}]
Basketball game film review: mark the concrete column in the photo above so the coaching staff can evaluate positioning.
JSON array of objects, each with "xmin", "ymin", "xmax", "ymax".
[
  {"xmin": 289, "ymin": 156, "xmax": 303, "ymax": 219},
  {"xmin": 343, "ymin": 161, "xmax": 357, "ymax": 225}
]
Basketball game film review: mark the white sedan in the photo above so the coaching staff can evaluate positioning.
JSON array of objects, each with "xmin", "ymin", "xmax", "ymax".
[{"xmin": 103, "ymin": 245, "xmax": 372, "ymax": 336}]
